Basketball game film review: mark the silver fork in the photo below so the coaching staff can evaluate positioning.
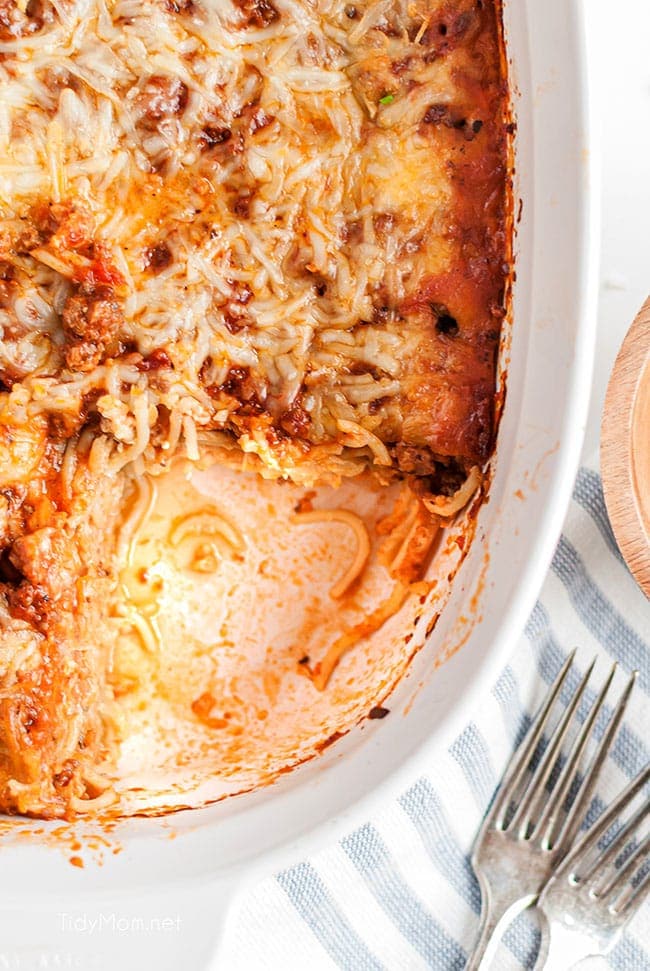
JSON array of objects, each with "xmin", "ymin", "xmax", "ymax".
[
  {"xmin": 466, "ymin": 653, "xmax": 637, "ymax": 970},
  {"xmin": 536, "ymin": 764, "xmax": 650, "ymax": 969}
]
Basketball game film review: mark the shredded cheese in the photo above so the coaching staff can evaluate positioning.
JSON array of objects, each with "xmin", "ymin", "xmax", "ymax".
[{"xmin": 0, "ymin": 0, "xmax": 462, "ymax": 481}]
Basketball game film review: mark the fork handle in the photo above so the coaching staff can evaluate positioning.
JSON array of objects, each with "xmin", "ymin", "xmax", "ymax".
[
  {"xmin": 465, "ymin": 910, "xmax": 504, "ymax": 971},
  {"xmin": 465, "ymin": 896, "xmax": 532, "ymax": 971}
]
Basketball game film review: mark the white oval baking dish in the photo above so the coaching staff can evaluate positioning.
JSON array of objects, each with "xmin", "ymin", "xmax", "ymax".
[{"xmin": 0, "ymin": 1, "xmax": 598, "ymax": 968}]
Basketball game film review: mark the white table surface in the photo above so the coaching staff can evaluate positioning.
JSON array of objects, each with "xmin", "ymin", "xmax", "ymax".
[{"xmin": 582, "ymin": 1, "xmax": 650, "ymax": 459}]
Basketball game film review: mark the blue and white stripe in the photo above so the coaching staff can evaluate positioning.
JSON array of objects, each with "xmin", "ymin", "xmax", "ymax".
[{"xmin": 228, "ymin": 464, "xmax": 649, "ymax": 970}]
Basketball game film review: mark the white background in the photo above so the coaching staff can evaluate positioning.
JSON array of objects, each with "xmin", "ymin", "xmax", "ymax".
[{"xmin": 583, "ymin": 1, "xmax": 650, "ymax": 457}]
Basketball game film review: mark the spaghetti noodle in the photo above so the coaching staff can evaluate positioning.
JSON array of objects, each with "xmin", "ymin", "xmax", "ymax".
[
  {"xmin": 422, "ymin": 467, "xmax": 483, "ymax": 519},
  {"xmin": 290, "ymin": 509, "xmax": 371, "ymax": 599},
  {"xmin": 117, "ymin": 607, "xmax": 161, "ymax": 657},
  {"xmin": 305, "ymin": 582, "xmax": 410, "ymax": 692},
  {"xmin": 169, "ymin": 509, "xmax": 245, "ymax": 559}
]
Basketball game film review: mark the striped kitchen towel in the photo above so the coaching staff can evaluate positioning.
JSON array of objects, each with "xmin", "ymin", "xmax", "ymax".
[{"xmin": 226, "ymin": 464, "xmax": 650, "ymax": 970}]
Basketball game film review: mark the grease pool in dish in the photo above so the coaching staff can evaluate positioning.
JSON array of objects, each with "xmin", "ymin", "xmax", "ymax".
[{"xmin": 0, "ymin": 0, "xmax": 510, "ymax": 817}]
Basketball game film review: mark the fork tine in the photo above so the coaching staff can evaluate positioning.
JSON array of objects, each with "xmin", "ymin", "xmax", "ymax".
[
  {"xmin": 536, "ymin": 662, "xmax": 617, "ymax": 848},
  {"xmin": 551, "ymin": 670, "xmax": 638, "ymax": 853},
  {"xmin": 596, "ymin": 831, "xmax": 650, "ymax": 901},
  {"xmin": 556, "ymin": 765, "xmax": 650, "ymax": 881},
  {"xmin": 508, "ymin": 658, "xmax": 596, "ymax": 837},
  {"xmin": 586, "ymin": 800, "xmax": 650, "ymax": 885},
  {"xmin": 487, "ymin": 650, "xmax": 576, "ymax": 828}
]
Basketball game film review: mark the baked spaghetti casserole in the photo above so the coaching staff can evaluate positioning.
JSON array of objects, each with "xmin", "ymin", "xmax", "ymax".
[{"xmin": 0, "ymin": 0, "xmax": 510, "ymax": 817}]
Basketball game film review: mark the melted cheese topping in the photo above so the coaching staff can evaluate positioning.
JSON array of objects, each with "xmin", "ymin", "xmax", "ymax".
[{"xmin": 0, "ymin": 0, "xmax": 508, "ymax": 483}]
